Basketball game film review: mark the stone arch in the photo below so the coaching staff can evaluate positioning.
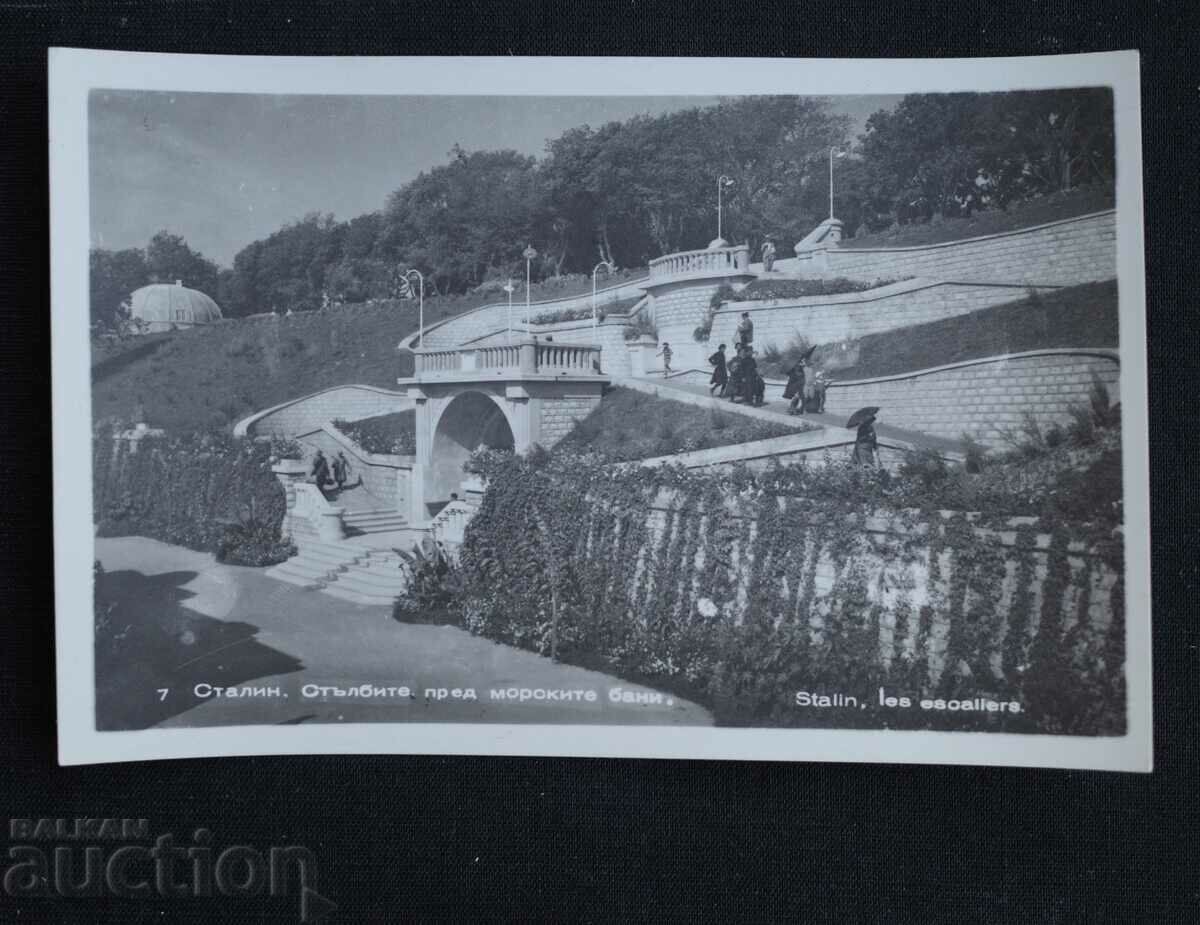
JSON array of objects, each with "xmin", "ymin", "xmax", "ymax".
[{"xmin": 428, "ymin": 390, "xmax": 515, "ymax": 505}]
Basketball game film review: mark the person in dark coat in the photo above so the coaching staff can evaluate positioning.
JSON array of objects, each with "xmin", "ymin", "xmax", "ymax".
[
  {"xmin": 708, "ymin": 343, "xmax": 728, "ymax": 396},
  {"xmin": 852, "ymin": 415, "xmax": 879, "ymax": 468},
  {"xmin": 739, "ymin": 349, "xmax": 759, "ymax": 404},
  {"xmin": 310, "ymin": 450, "xmax": 331, "ymax": 490},
  {"xmin": 726, "ymin": 349, "xmax": 744, "ymax": 401},
  {"xmin": 753, "ymin": 372, "xmax": 766, "ymax": 406},
  {"xmin": 783, "ymin": 358, "xmax": 807, "ymax": 415},
  {"xmin": 332, "ymin": 452, "xmax": 350, "ymax": 491}
]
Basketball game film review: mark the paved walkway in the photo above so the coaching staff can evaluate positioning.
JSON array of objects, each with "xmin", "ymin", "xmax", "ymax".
[
  {"xmin": 627, "ymin": 374, "xmax": 968, "ymax": 456},
  {"xmin": 95, "ymin": 537, "xmax": 711, "ymax": 729}
]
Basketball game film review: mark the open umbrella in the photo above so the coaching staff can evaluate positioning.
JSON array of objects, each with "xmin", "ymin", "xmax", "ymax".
[
  {"xmin": 845, "ymin": 406, "xmax": 879, "ymax": 429},
  {"xmin": 800, "ymin": 344, "xmax": 818, "ymax": 361}
]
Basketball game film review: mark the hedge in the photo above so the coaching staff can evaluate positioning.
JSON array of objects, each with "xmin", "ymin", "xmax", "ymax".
[{"xmin": 93, "ymin": 425, "xmax": 294, "ymax": 566}]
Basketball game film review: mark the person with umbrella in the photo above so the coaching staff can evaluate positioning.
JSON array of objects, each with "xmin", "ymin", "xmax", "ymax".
[{"xmin": 846, "ymin": 406, "xmax": 881, "ymax": 468}]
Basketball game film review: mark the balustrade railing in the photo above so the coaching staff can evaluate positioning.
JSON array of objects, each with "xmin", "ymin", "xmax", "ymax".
[
  {"xmin": 534, "ymin": 341, "xmax": 599, "ymax": 374},
  {"xmin": 648, "ymin": 244, "xmax": 751, "ymax": 282},
  {"xmin": 411, "ymin": 340, "xmax": 601, "ymax": 379}
]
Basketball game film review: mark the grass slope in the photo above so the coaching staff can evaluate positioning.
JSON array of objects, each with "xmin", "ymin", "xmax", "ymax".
[
  {"xmin": 92, "ymin": 269, "xmax": 647, "ymax": 433},
  {"xmin": 841, "ymin": 185, "xmax": 1115, "ymax": 250},
  {"xmin": 554, "ymin": 386, "xmax": 814, "ymax": 462},
  {"xmin": 827, "ymin": 281, "xmax": 1118, "ymax": 382}
]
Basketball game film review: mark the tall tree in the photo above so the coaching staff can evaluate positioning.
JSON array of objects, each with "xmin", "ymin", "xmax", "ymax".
[
  {"xmin": 144, "ymin": 230, "xmax": 221, "ymax": 298},
  {"xmin": 89, "ymin": 247, "xmax": 148, "ymax": 329}
]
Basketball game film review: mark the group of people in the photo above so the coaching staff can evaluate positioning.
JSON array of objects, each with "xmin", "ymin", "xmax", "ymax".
[
  {"xmin": 707, "ymin": 312, "xmax": 765, "ymax": 405},
  {"xmin": 707, "ymin": 341, "xmax": 767, "ymax": 406},
  {"xmin": 310, "ymin": 449, "xmax": 353, "ymax": 496}
]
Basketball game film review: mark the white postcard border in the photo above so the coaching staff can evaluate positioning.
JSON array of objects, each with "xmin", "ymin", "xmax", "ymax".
[{"xmin": 51, "ymin": 49, "xmax": 1150, "ymax": 769}]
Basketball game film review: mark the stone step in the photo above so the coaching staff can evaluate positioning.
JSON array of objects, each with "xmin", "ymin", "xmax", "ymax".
[
  {"xmin": 264, "ymin": 562, "xmax": 328, "ymax": 590},
  {"xmin": 320, "ymin": 584, "xmax": 400, "ymax": 607},
  {"xmin": 293, "ymin": 538, "xmax": 375, "ymax": 560},
  {"xmin": 337, "ymin": 564, "xmax": 411, "ymax": 592},
  {"xmin": 344, "ymin": 511, "xmax": 407, "ymax": 525},
  {"xmin": 345, "ymin": 519, "xmax": 410, "ymax": 535},
  {"xmin": 287, "ymin": 546, "xmax": 362, "ymax": 570},
  {"xmin": 275, "ymin": 556, "xmax": 343, "ymax": 581}
]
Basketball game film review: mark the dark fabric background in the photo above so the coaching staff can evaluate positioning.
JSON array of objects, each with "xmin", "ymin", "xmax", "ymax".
[{"xmin": 0, "ymin": 2, "xmax": 1195, "ymax": 921}]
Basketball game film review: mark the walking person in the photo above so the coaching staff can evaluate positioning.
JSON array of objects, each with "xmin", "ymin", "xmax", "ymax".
[
  {"xmin": 332, "ymin": 451, "xmax": 351, "ymax": 492},
  {"xmin": 708, "ymin": 343, "xmax": 728, "ymax": 396},
  {"xmin": 726, "ymin": 346, "xmax": 745, "ymax": 401},
  {"xmin": 736, "ymin": 311, "xmax": 754, "ymax": 350},
  {"xmin": 784, "ymin": 358, "xmax": 807, "ymax": 415},
  {"xmin": 761, "ymin": 237, "xmax": 776, "ymax": 272},
  {"xmin": 310, "ymin": 450, "xmax": 331, "ymax": 494},
  {"xmin": 739, "ymin": 348, "xmax": 759, "ymax": 405},
  {"xmin": 847, "ymin": 407, "xmax": 881, "ymax": 468},
  {"xmin": 656, "ymin": 341, "xmax": 673, "ymax": 377}
]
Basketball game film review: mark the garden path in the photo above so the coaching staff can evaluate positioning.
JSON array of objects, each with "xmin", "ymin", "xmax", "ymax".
[{"xmin": 96, "ymin": 537, "xmax": 712, "ymax": 729}]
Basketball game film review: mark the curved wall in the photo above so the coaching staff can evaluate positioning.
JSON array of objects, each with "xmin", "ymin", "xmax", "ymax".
[{"xmin": 235, "ymin": 384, "xmax": 412, "ymax": 438}]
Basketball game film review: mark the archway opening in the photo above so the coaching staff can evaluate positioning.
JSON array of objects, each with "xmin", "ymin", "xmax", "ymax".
[{"xmin": 428, "ymin": 391, "xmax": 515, "ymax": 514}]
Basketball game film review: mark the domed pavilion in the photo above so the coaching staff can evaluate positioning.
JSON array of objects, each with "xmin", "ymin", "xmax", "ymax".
[{"xmin": 129, "ymin": 281, "xmax": 222, "ymax": 333}]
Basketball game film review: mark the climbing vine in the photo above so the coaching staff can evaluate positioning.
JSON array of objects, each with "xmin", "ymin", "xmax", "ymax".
[{"xmin": 455, "ymin": 448, "xmax": 1125, "ymax": 734}]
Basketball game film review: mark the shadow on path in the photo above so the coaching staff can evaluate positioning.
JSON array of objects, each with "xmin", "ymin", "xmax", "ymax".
[{"xmin": 95, "ymin": 567, "xmax": 304, "ymax": 729}]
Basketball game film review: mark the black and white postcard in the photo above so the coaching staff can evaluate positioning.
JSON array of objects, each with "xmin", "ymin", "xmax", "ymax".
[{"xmin": 51, "ymin": 50, "xmax": 1150, "ymax": 769}]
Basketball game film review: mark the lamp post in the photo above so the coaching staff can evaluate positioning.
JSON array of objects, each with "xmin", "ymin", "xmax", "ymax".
[
  {"xmin": 502, "ymin": 279, "xmax": 515, "ymax": 343},
  {"xmin": 591, "ymin": 260, "xmax": 614, "ymax": 335},
  {"xmin": 522, "ymin": 245, "xmax": 538, "ymax": 337},
  {"xmin": 717, "ymin": 175, "xmax": 734, "ymax": 242},
  {"xmin": 402, "ymin": 268, "xmax": 425, "ymax": 348},
  {"xmin": 829, "ymin": 146, "xmax": 847, "ymax": 220}
]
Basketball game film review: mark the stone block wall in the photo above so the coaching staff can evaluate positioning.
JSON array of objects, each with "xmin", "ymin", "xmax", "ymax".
[
  {"xmin": 238, "ymin": 385, "xmax": 412, "ymax": 438},
  {"xmin": 822, "ymin": 350, "xmax": 1120, "ymax": 448},
  {"xmin": 708, "ymin": 279, "xmax": 1059, "ymax": 354},
  {"xmin": 293, "ymin": 424, "xmax": 413, "ymax": 512},
  {"xmin": 648, "ymin": 278, "xmax": 733, "ymax": 371},
  {"xmin": 800, "ymin": 210, "xmax": 1116, "ymax": 286},
  {"xmin": 533, "ymin": 394, "xmax": 603, "ymax": 447}
]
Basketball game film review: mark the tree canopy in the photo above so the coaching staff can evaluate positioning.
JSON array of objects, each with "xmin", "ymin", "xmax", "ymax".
[{"xmin": 91, "ymin": 88, "xmax": 1117, "ymax": 320}]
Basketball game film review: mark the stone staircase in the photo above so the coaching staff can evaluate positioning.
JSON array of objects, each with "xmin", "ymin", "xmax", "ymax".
[
  {"xmin": 342, "ymin": 507, "xmax": 408, "ymax": 536},
  {"xmin": 264, "ymin": 538, "xmax": 411, "ymax": 607}
]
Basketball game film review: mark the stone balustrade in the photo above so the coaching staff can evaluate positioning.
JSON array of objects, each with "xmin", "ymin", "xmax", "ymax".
[
  {"xmin": 411, "ymin": 339, "xmax": 602, "ymax": 380},
  {"xmin": 648, "ymin": 244, "xmax": 751, "ymax": 283}
]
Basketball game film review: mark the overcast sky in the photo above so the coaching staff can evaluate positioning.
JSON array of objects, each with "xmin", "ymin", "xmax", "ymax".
[{"xmin": 89, "ymin": 92, "xmax": 898, "ymax": 267}]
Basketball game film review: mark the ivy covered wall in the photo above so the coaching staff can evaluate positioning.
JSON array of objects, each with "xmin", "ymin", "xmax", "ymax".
[{"xmin": 457, "ymin": 451, "xmax": 1125, "ymax": 734}]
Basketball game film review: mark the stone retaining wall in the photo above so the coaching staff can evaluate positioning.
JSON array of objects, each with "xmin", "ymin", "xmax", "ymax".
[
  {"xmin": 822, "ymin": 349, "xmax": 1120, "ymax": 448},
  {"xmin": 234, "ymin": 385, "xmax": 412, "ymax": 438},
  {"xmin": 293, "ymin": 423, "xmax": 413, "ymax": 513},
  {"xmin": 708, "ymin": 279, "xmax": 1059, "ymax": 354},
  {"xmin": 797, "ymin": 210, "xmax": 1116, "ymax": 286},
  {"xmin": 533, "ymin": 394, "xmax": 604, "ymax": 447},
  {"xmin": 412, "ymin": 278, "xmax": 649, "ymax": 349}
]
